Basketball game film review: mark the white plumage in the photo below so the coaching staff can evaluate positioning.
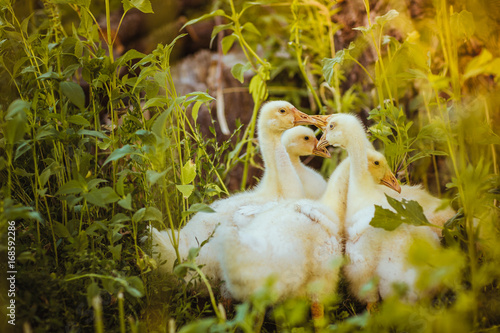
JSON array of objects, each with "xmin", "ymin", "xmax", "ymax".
[
  {"xmin": 147, "ymin": 101, "xmax": 325, "ymax": 281},
  {"xmin": 318, "ymin": 113, "xmax": 442, "ymax": 305},
  {"xmin": 281, "ymin": 126, "xmax": 328, "ymax": 200}
]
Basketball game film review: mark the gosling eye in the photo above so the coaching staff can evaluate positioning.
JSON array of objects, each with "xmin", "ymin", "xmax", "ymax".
[
  {"xmin": 329, "ymin": 123, "xmax": 335, "ymax": 129},
  {"xmin": 279, "ymin": 108, "xmax": 286, "ymax": 114},
  {"xmin": 374, "ymin": 161, "xmax": 380, "ymax": 166},
  {"xmin": 304, "ymin": 136, "xmax": 309, "ymax": 141}
]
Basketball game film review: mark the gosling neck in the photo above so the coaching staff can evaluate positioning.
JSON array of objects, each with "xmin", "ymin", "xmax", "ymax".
[{"xmin": 257, "ymin": 126, "xmax": 304, "ymax": 199}]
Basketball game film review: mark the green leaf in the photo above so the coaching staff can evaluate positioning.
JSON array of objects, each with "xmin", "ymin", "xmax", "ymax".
[
  {"xmin": 369, "ymin": 205, "xmax": 402, "ymax": 231},
  {"xmin": 84, "ymin": 187, "xmax": 120, "ymax": 208},
  {"xmin": 210, "ymin": 23, "xmax": 234, "ymax": 46},
  {"xmin": 151, "ymin": 101, "xmax": 176, "ymax": 138},
  {"xmin": 132, "ymin": 207, "xmax": 162, "ymax": 223},
  {"xmin": 116, "ymin": 49, "xmax": 147, "ymax": 66},
  {"xmin": 322, "ymin": 43, "xmax": 354, "ymax": 85},
  {"xmin": 375, "ymin": 9, "xmax": 399, "ymax": 26},
  {"xmin": 146, "ymin": 170, "xmax": 167, "ymax": 185},
  {"xmin": 176, "ymin": 184, "xmax": 194, "ymax": 199},
  {"xmin": 118, "ymin": 193, "xmax": 133, "ymax": 210},
  {"xmin": 102, "ymin": 145, "xmax": 136, "ymax": 166},
  {"xmin": 249, "ymin": 73, "xmax": 268, "ymax": 103},
  {"xmin": 221, "ymin": 34, "xmax": 238, "ymax": 54},
  {"xmin": 68, "ymin": 115, "xmax": 90, "ymax": 127},
  {"xmin": 181, "ymin": 9, "xmax": 227, "ymax": 31},
  {"xmin": 450, "ymin": 10, "xmax": 475, "ymax": 40},
  {"xmin": 125, "ymin": 276, "xmax": 145, "ymax": 298},
  {"xmin": 181, "ymin": 160, "xmax": 196, "ymax": 184},
  {"xmin": 184, "ymin": 92, "xmax": 214, "ymax": 104},
  {"xmin": 122, "ymin": 0, "xmax": 154, "ymax": 13},
  {"xmin": 242, "ymin": 22, "xmax": 260, "ymax": 35},
  {"xmin": 178, "ymin": 318, "xmax": 217, "ymax": 333},
  {"xmin": 56, "ymin": 180, "xmax": 84, "ymax": 196},
  {"xmin": 370, "ymin": 194, "xmax": 435, "ymax": 231},
  {"xmin": 78, "ymin": 129, "xmax": 109, "ymax": 140},
  {"xmin": 142, "ymin": 96, "xmax": 169, "ymax": 109},
  {"xmin": 181, "ymin": 203, "xmax": 215, "ymax": 218},
  {"xmin": 108, "ymin": 244, "xmax": 122, "ymax": 261},
  {"xmin": 4, "ymin": 99, "xmax": 29, "ymax": 145},
  {"xmin": 231, "ymin": 62, "xmax": 252, "ymax": 84},
  {"xmin": 191, "ymin": 101, "xmax": 202, "ymax": 123},
  {"xmin": 53, "ymin": 221, "xmax": 72, "ymax": 238},
  {"xmin": 14, "ymin": 141, "xmax": 31, "ymax": 161},
  {"xmin": 60, "ymin": 81, "xmax": 85, "ymax": 110}
]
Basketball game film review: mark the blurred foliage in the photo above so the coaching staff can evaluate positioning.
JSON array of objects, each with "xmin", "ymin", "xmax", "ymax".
[{"xmin": 1, "ymin": 0, "xmax": 500, "ymax": 332}]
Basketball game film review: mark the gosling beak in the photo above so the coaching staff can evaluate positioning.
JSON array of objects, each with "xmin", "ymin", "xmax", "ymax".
[
  {"xmin": 310, "ymin": 115, "xmax": 331, "ymax": 129},
  {"xmin": 379, "ymin": 171, "xmax": 401, "ymax": 193},
  {"xmin": 292, "ymin": 109, "xmax": 328, "ymax": 127},
  {"xmin": 312, "ymin": 138, "xmax": 331, "ymax": 158},
  {"xmin": 316, "ymin": 132, "xmax": 330, "ymax": 149}
]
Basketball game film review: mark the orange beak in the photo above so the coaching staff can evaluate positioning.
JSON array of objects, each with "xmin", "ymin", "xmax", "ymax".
[
  {"xmin": 312, "ymin": 137, "xmax": 331, "ymax": 158},
  {"xmin": 309, "ymin": 115, "xmax": 331, "ymax": 129},
  {"xmin": 379, "ymin": 171, "xmax": 401, "ymax": 193},
  {"xmin": 316, "ymin": 132, "xmax": 329, "ymax": 149},
  {"xmin": 292, "ymin": 109, "xmax": 329, "ymax": 128}
]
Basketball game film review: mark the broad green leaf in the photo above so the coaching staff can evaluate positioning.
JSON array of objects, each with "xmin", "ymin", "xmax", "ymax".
[
  {"xmin": 191, "ymin": 101, "xmax": 202, "ymax": 123},
  {"xmin": 184, "ymin": 91, "xmax": 214, "ymax": 104},
  {"xmin": 102, "ymin": 145, "xmax": 136, "ymax": 166},
  {"xmin": 116, "ymin": 49, "xmax": 147, "ymax": 66},
  {"xmin": 122, "ymin": 0, "xmax": 154, "ymax": 13},
  {"xmin": 249, "ymin": 73, "xmax": 268, "ymax": 102},
  {"xmin": 53, "ymin": 221, "xmax": 72, "ymax": 238},
  {"xmin": 369, "ymin": 205, "xmax": 402, "ymax": 231},
  {"xmin": 181, "ymin": 160, "xmax": 196, "ymax": 185},
  {"xmin": 151, "ymin": 101, "xmax": 176, "ymax": 138},
  {"xmin": 181, "ymin": 9, "xmax": 227, "ymax": 31},
  {"xmin": 125, "ymin": 276, "xmax": 145, "ymax": 297},
  {"xmin": 231, "ymin": 62, "xmax": 252, "ymax": 84},
  {"xmin": 375, "ymin": 9, "xmax": 399, "ymax": 26},
  {"xmin": 84, "ymin": 187, "xmax": 120, "ymax": 208},
  {"xmin": 370, "ymin": 194, "xmax": 436, "ymax": 231},
  {"xmin": 181, "ymin": 203, "xmax": 215, "ymax": 218},
  {"xmin": 242, "ymin": 22, "xmax": 260, "ymax": 35},
  {"xmin": 132, "ymin": 207, "xmax": 162, "ymax": 223},
  {"xmin": 463, "ymin": 49, "xmax": 500, "ymax": 80},
  {"xmin": 56, "ymin": 180, "xmax": 84, "ymax": 196},
  {"xmin": 36, "ymin": 124, "xmax": 57, "ymax": 140},
  {"xmin": 178, "ymin": 318, "xmax": 218, "ymax": 333},
  {"xmin": 322, "ymin": 43, "xmax": 355, "ymax": 86},
  {"xmin": 87, "ymin": 178, "xmax": 108, "ymax": 190},
  {"xmin": 146, "ymin": 170, "xmax": 167, "ymax": 185},
  {"xmin": 210, "ymin": 23, "xmax": 234, "ymax": 46},
  {"xmin": 450, "ymin": 10, "xmax": 475, "ymax": 40},
  {"xmin": 118, "ymin": 193, "xmax": 133, "ymax": 210},
  {"xmin": 108, "ymin": 244, "xmax": 122, "ymax": 261},
  {"xmin": 60, "ymin": 81, "xmax": 85, "ymax": 110},
  {"xmin": 221, "ymin": 34, "xmax": 238, "ymax": 54},
  {"xmin": 68, "ymin": 115, "xmax": 90, "ymax": 127},
  {"xmin": 176, "ymin": 184, "xmax": 194, "ymax": 199},
  {"xmin": 4, "ymin": 99, "xmax": 29, "ymax": 145},
  {"xmin": 78, "ymin": 129, "xmax": 109, "ymax": 140},
  {"xmin": 142, "ymin": 96, "xmax": 168, "ymax": 109}
]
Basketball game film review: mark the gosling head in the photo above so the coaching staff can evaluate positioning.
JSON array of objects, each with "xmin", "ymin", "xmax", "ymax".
[
  {"xmin": 282, "ymin": 126, "xmax": 331, "ymax": 158},
  {"xmin": 258, "ymin": 101, "xmax": 326, "ymax": 133},
  {"xmin": 367, "ymin": 150, "xmax": 401, "ymax": 193},
  {"xmin": 317, "ymin": 114, "xmax": 365, "ymax": 149}
]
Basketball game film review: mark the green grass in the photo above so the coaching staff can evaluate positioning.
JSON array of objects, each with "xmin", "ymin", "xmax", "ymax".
[{"xmin": 1, "ymin": 0, "xmax": 500, "ymax": 332}]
